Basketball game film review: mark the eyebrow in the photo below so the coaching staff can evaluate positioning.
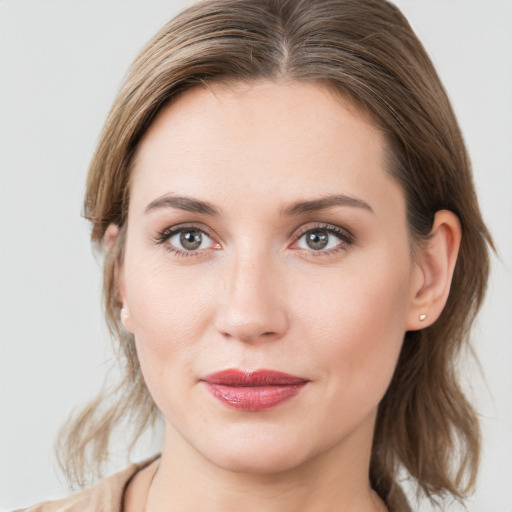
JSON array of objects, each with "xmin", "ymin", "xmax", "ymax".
[
  {"xmin": 144, "ymin": 193, "xmax": 373, "ymax": 217},
  {"xmin": 281, "ymin": 194, "xmax": 374, "ymax": 216},
  {"xmin": 145, "ymin": 195, "xmax": 220, "ymax": 216}
]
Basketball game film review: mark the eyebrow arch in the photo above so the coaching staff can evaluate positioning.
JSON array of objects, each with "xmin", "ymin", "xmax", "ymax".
[
  {"xmin": 145, "ymin": 194, "xmax": 221, "ymax": 216},
  {"xmin": 282, "ymin": 194, "xmax": 374, "ymax": 216}
]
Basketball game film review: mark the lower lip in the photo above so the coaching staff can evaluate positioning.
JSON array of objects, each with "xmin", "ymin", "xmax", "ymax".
[{"xmin": 204, "ymin": 383, "xmax": 307, "ymax": 411}]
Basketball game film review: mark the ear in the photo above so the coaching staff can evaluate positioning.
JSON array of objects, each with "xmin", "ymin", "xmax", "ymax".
[
  {"xmin": 405, "ymin": 210, "xmax": 461, "ymax": 331},
  {"xmin": 104, "ymin": 223, "xmax": 119, "ymax": 253},
  {"xmin": 104, "ymin": 223, "xmax": 134, "ymax": 333}
]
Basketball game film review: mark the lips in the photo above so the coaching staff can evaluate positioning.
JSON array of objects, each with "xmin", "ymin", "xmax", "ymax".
[{"xmin": 202, "ymin": 369, "xmax": 308, "ymax": 412}]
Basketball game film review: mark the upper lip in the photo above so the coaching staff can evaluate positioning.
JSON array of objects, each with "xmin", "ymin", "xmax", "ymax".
[{"xmin": 202, "ymin": 369, "xmax": 308, "ymax": 386}]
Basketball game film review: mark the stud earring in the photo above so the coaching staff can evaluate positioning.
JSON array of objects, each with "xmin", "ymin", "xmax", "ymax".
[
  {"xmin": 419, "ymin": 313, "xmax": 427, "ymax": 321},
  {"xmin": 120, "ymin": 306, "xmax": 129, "ymax": 321}
]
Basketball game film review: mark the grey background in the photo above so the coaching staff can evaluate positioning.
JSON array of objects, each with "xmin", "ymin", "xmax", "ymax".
[{"xmin": 1, "ymin": 0, "xmax": 511, "ymax": 510}]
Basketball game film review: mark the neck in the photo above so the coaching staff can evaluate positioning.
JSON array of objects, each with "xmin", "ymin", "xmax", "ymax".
[{"xmin": 143, "ymin": 414, "xmax": 387, "ymax": 512}]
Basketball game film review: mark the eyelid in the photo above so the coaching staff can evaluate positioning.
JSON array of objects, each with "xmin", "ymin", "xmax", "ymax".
[
  {"xmin": 156, "ymin": 222, "xmax": 216, "ymax": 242},
  {"xmin": 293, "ymin": 222, "xmax": 354, "ymax": 240}
]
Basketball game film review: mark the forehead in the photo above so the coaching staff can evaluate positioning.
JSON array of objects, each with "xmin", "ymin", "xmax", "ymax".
[
  {"xmin": 135, "ymin": 80, "xmax": 381, "ymax": 163},
  {"xmin": 130, "ymin": 80, "xmax": 404, "ymax": 218}
]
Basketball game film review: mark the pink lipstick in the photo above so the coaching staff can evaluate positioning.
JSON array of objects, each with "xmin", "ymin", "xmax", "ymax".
[{"xmin": 202, "ymin": 369, "xmax": 308, "ymax": 411}]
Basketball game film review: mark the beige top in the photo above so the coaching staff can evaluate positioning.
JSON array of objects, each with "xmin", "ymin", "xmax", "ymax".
[
  {"xmin": 21, "ymin": 456, "xmax": 411, "ymax": 512},
  {"xmin": 20, "ymin": 458, "xmax": 158, "ymax": 512}
]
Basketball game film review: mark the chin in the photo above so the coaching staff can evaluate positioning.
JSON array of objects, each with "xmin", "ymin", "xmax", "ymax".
[
  {"xmin": 207, "ymin": 445, "xmax": 308, "ymax": 475},
  {"xmin": 192, "ymin": 423, "xmax": 320, "ymax": 475}
]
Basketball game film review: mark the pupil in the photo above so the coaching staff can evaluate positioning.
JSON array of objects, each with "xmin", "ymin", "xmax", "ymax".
[
  {"xmin": 307, "ymin": 231, "xmax": 328, "ymax": 250},
  {"xmin": 180, "ymin": 230, "xmax": 202, "ymax": 250}
]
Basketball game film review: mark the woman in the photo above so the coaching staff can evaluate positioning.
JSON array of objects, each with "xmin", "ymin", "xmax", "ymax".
[{"xmin": 18, "ymin": 0, "xmax": 494, "ymax": 510}]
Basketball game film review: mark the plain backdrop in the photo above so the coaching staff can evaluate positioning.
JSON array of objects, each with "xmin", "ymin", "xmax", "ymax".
[{"xmin": 1, "ymin": 1, "xmax": 511, "ymax": 510}]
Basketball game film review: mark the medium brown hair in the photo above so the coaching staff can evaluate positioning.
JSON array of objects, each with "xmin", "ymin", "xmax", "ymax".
[{"xmin": 57, "ymin": 0, "xmax": 493, "ymax": 505}]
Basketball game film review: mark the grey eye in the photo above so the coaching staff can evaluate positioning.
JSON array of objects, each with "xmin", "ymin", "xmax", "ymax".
[
  {"xmin": 297, "ymin": 228, "xmax": 345, "ymax": 251},
  {"xmin": 168, "ymin": 228, "xmax": 211, "ymax": 251},
  {"xmin": 305, "ymin": 231, "xmax": 329, "ymax": 250},
  {"xmin": 180, "ymin": 229, "xmax": 202, "ymax": 250}
]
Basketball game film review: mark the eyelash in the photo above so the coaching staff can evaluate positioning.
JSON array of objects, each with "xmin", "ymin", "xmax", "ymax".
[{"xmin": 154, "ymin": 223, "xmax": 355, "ymax": 258}]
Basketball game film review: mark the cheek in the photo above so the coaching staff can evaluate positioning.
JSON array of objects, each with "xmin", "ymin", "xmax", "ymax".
[
  {"xmin": 294, "ymin": 249, "xmax": 412, "ymax": 404},
  {"xmin": 123, "ymin": 254, "xmax": 217, "ymax": 383}
]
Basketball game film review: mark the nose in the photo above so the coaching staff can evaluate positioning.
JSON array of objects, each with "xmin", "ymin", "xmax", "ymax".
[{"xmin": 214, "ymin": 251, "xmax": 288, "ymax": 344}]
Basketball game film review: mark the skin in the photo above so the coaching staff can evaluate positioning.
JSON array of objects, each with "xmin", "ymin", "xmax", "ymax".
[{"xmin": 114, "ymin": 81, "xmax": 461, "ymax": 512}]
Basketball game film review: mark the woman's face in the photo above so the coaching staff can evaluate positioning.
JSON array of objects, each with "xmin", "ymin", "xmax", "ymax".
[{"xmin": 119, "ymin": 81, "xmax": 420, "ymax": 474}]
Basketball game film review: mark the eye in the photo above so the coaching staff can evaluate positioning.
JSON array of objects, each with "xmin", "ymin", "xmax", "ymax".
[
  {"xmin": 169, "ymin": 228, "xmax": 211, "ymax": 251},
  {"xmin": 295, "ymin": 225, "xmax": 353, "ymax": 253},
  {"xmin": 155, "ymin": 225, "xmax": 220, "ymax": 256}
]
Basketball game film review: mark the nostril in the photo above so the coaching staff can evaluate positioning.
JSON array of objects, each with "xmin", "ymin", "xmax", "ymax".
[{"xmin": 220, "ymin": 325, "xmax": 281, "ymax": 345}]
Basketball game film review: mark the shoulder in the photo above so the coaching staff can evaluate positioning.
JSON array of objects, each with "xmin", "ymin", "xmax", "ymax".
[{"xmin": 17, "ymin": 457, "xmax": 159, "ymax": 512}]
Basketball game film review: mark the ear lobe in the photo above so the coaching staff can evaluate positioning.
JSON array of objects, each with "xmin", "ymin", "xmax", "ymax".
[
  {"xmin": 406, "ymin": 210, "xmax": 461, "ymax": 331},
  {"xmin": 120, "ymin": 303, "xmax": 133, "ymax": 332}
]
